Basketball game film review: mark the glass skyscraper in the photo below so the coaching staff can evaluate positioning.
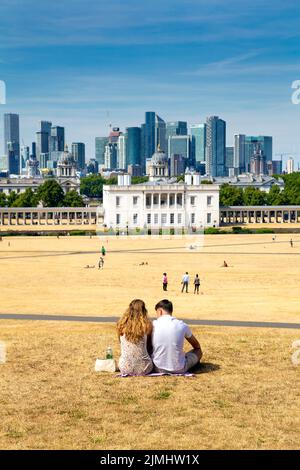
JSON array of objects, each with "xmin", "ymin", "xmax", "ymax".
[
  {"xmin": 245, "ymin": 136, "xmax": 273, "ymax": 172},
  {"xmin": 126, "ymin": 127, "xmax": 141, "ymax": 167},
  {"xmin": 168, "ymin": 135, "xmax": 191, "ymax": 166},
  {"xmin": 4, "ymin": 113, "xmax": 20, "ymax": 164},
  {"xmin": 205, "ymin": 116, "xmax": 226, "ymax": 177},
  {"xmin": 95, "ymin": 137, "xmax": 109, "ymax": 166},
  {"xmin": 234, "ymin": 134, "xmax": 246, "ymax": 174},
  {"xmin": 72, "ymin": 142, "xmax": 85, "ymax": 170},
  {"xmin": 50, "ymin": 126, "xmax": 65, "ymax": 152},
  {"xmin": 190, "ymin": 124, "xmax": 206, "ymax": 170},
  {"xmin": 144, "ymin": 111, "xmax": 156, "ymax": 160}
]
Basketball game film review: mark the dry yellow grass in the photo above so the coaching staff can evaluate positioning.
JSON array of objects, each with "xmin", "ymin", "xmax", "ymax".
[
  {"xmin": 0, "ymin": 234, "xmax": 300, "ymax": 322},
  {"xmin": 0, "ymin": 321, "xmax": 299, "ymax": 450}
]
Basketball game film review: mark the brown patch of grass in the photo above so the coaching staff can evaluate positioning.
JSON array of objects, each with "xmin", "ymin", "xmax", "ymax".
[{"xmin": 0, "ymin": 321, "xmax": 300, "ymax": 449}]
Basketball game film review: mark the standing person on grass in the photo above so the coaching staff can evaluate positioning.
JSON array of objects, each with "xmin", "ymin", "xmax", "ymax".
[
  {"xmin": 151, "ymin": 299, "xmax": 202, "ymax": 374},
  {"xmin": 181, "ymin": 272, "xmax": 189, "ymax": 293},
  {"xmin": 162, "ymin": 273, "xmax": 168, "ymax": 291},
  {"xmin": 194, "ymin": 274, "xmax": 200, "ymax": 294},
  {"xmin": 117, "ymin": 299, "xmax": 153, "ymax": 376}
]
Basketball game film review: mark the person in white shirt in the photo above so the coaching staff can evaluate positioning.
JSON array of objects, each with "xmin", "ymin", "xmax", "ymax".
[
  {"xmin": 181, "ymin": 272, "xmax": 189, "ymax": 293},
  {"xmin": 151, "ymin": 299, "xmax": 202, "ymax": 374}
]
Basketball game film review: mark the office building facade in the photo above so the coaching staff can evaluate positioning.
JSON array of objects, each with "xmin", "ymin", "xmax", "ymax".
[{"xmin": 205, "ymin": 116, "xmax": 226, "ymax": 177}]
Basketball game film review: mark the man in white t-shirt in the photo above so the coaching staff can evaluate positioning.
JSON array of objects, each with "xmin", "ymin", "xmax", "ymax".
[
  {"xmin": 151, "ymin": 299, "xmax": 202, "ymax": 374},
  {"xmin": 181, "ymin": 272, "xmax": 189, "ymax": 293}
]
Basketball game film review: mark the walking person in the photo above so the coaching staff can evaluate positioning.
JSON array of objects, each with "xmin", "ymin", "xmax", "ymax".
[
  {"xmin": 162, "ymin": 273, "xmax": 168, "ymax": 291},
  {"xmin": 290, "ymin": 238, "xmax": 293, "ymax": 248},
  {"xmin": 98, "ymin": 256, "xmax": 104, "ymax": 269},
  {"xmin": 181, "ymin": 272, "xmax": 189, "ymax": 293},
  {"xmin": 194, "ymin": 274, "xmax": 200, "ymax": 295},
  {"xmin": 101, "ymin": 245, "xmax": 106, "ymax": 256}
]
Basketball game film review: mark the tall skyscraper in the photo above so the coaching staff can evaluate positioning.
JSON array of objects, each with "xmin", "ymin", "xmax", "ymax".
[
  {"xmin": 170, "ymin": 154, "xmax": 186, "ymax": 176},
  {"xmin": 144, "ymin": 111, "xmax": 156, "ymax": 160},
  {"xmin": 245, "ymin": 136, "xmax": 272, "ymax": 172},
  {"xmin": 72, "ymin": 142, "xmax": 85, "ymax": 170},
  {"xmin": 104, "ymin": 127, "xmax": 122, "ymax": 169},
  {"xmin": 250, "ymin": 145, "xmax": 267, "ymax": 175},
  {"xmin": 4, "ymin": 113, "xmax": 20, "ymax": 165},
  {"xmin": 168, "ymin": 135, "xmax": 191, "ymax": 164},
  {"xmin": 234, "ymin": 134, "xmax": 246, "ymax": 174},
  {"xmin": 191, "ymin": 124, "xmax": 206, "ymax": 170},
  {"xmin": 126, "ymin": 127, "xmax": 141, "ymax": 167},
  {"xmin": 155, "ymin": 115, "xmax": 167, "ymax": 154},
  {"xmin": 50, "ymin": 126, "xmax": 65, "ymax": 152},
  {"xmin": 205, "ymin": 116, "xmax": 226, "ymax": 177},
  {"xmin": 287, "ymin": 157, "xmax": 295, "ymax": 174},
  {"xmin": 95, "ymin": 137, "xmax": 109, "ymax": 166},
  {"xmin": 143, "ymin": 112, "xmax": 166, "ymax": 160},
  {"xmin": 117, "ymin": 135, "xmax": 127, "ymax": 170},
  {"xmin": 36, "ymin": 131, "xmax": 50, "ymax": 162},
  {"xmin": 225, "ymin": 146, "xmax": 234, "ymax": 175},
  {"xmin": 20, "ymin": 145, "xmax": 30, "ymax": 171},
  {"xmin": 166, "ymin": 121, "xmax": 188, "ymax": 140}
]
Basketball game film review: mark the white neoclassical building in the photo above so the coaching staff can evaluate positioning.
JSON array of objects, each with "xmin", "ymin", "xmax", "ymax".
[{"xmin": 103, "ymin": 147, "xmax": 219, "ymax": 231}]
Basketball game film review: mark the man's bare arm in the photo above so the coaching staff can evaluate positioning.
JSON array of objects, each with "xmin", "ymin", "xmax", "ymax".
[{"xmin": 186, "ymin": 334, "xmax": 203, "ymax": 359}]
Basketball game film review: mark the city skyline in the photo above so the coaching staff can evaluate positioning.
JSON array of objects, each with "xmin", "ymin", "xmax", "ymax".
[{"xmin": 0, "ymin": 0, "xmax": 300, "ymax": 164}]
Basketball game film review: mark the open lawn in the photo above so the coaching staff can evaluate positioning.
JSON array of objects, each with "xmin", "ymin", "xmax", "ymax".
[
  {"xmin": 0, "ymin": 321, "xmax": 299, "ymax": 450},
  {"xmin": 0, "ymin": 234, "xmax": 300, "ymax": 322}
]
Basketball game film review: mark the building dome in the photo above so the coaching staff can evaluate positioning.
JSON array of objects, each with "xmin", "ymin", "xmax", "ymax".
[
  {"xmin": 151, "ymin": 144, "xmax": 167, "ymax": 164},
  {"xmin": 59, "ymin": 145, "xmax": 75, "ymax": 164}
]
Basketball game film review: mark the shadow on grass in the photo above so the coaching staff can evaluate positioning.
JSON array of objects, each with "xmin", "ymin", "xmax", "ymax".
[{"xmin": 190, "ymin": 362, "xmax": 221, "ymax": 375}]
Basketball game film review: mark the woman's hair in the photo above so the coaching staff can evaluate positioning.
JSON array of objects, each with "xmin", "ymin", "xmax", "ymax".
[{"xmin": 117, "ymin": 299, "xmax": 152, "ymax": 344}]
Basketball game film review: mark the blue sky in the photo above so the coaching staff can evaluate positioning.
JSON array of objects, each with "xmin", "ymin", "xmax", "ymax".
[{"xmin": 1, "ymin": 0, "xmax": 300, "ymax": 164}]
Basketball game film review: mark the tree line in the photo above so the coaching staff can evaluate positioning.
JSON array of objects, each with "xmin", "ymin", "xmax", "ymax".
[
  {"xmin": 0, "ymin": 180, "xmax": 84, "ymax": 208},
  {"xmin": 220, "ymin": 173, "xmax": 300, "ymax": 207}
]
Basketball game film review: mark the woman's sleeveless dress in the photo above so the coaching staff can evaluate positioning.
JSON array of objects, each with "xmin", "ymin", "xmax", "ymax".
[{"xmin": 119, "ymin": 334, "xmax": 153, "ymax": 375}]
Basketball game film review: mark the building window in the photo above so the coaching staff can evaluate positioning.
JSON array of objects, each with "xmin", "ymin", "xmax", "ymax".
[
  {"xmin": 116, "ymin": 196, "xmax": 120, "ymax": 207},
  {"xmin": 133, "ymin": 196, "xmax": 138, "ymax": 206},
  {"xmin": 116, "ymin": 214, "xmax": 121, "ymax": 225},
  {"xmin": 133, "ymin": 213, "xmax": 138, "ymax": 225},
  {"xmin": 170, "ymin": 213, "xmax": 175, "ymax": 224},
  {"xmin": 154, "ymin": 214, "xmax": 159, "ymax": 224},
  {"xmin": 153, "ymin": 195, "xmax": 159, "ymax": 205},
  {"xmin": 178, "ymin": 213, "xmax": 182, "ymax": 224},
  {"xmin": 191, "ymin": 213, "xmax": 195, "ymax": 224},
  {"xmin": 177, "ymin": 194, "xmax": 182, "ymax": 206},
  {"xmin": 146, "ymin": 195, "xmax": 151, "ymax": 207},
  {"xmin": 147, "ymin": 214, "xmax": 151, "ymax": 224},
  {"xmin": 190, "ymin": 196, "xmax": 196, "ymax": 206},
  {"xmin": 161, "ymin": 213, "xmax": 167, "ymax": 225},
  {"xmin": 207, "ymin": 213, "xmax": 212, "ymax": 224},
  {"xmin": 207, "ymin": 196, "xmax": 212, "ymax": 206}
]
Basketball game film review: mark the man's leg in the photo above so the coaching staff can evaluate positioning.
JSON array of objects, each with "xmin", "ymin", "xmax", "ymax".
[
  {"xmin": 186, "ymin": 282, "xmax": 189, "ymax": 293},
  {"xmin": 184, "ymin": 349, "xmax": 202, "ymax": 372}
]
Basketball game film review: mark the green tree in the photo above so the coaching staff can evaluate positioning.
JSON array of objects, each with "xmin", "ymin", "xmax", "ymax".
[
  {"xmin": 131, "ymin": 176, "xmax": 149, "ymax": 184},
  {"xmin": 243, "ymin": 186, "xmax": 267, "ymax": 205},
  {"xmin": 7, "ymin": 191, "xmax": 18, "ymax": 206},
  {"xmin": 12, "ymin": 188, "xmax": 38, "ymax": 207},
  {"xmin": 267, "ymin": 185, "xmax": 283, "ymax": 205},
  {"xmin": 220, "ymin": 184, "xmax": 244, "ymax": 206},
  {"xmin": 80, "ymin": 175, "xmax": 106, "ymax": 198},
  {"xmin": 36, "ymin": 179, "xmax": 65, "ymax": 207},
  {"xmin": 0, "ymin": 192, "xmax": 7, "ymax": 207},
  {"xmin": 62, "ymin": 190, "xmax": 85, "ymax": 207}
]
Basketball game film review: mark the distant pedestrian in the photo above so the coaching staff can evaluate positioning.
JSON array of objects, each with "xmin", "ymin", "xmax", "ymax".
[
  {"xmin": 101, "ymin": 245, "xmax": 106, "ymax": 256},
  {"xmin": 98, "ymin": 257, "xmax": 104, "ymax": 269},
  {"xmin": 194, "ymin": 274, "xmax": 200, "ymax": 294},
  {"xmin": 272, "ymin": 235, "xmax": 276, "ymax": 242},
  {"xmin": 290, "ymin": 238, "xmax": 293, "ymax": 248},
  {"xmin": 162, "ymin": 273, "xmax": 168, "ymax": 291},
  {"xmin": 222, "ymin": 260, "xmax": 228, "ymax": 267},
  {"xmin": 181, "ymin": 272, "xmax": 189, "ymax": 293}
]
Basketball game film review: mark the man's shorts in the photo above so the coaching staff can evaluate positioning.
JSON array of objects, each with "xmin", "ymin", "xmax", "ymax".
[{"xmin": 153, "ymin": 351, "xmax": 199, "ymax": 374}]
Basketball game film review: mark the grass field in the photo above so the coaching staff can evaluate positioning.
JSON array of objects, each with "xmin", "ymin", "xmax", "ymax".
[
  {"xmin": 0, "ymin": 321, "xmax": 300, "ymax": 450},
  {"xmin": 0, "ymin": 233, "xmax": 300, "ymax": 322},
  {"xmin": 0, "ymin": 234, "xmax": 300, "ymax": 450}
]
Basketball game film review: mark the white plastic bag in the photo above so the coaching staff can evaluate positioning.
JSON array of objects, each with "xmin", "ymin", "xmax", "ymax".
[{"xmin": 94, "ymin": 358, "xmax": 116, "ymax": 373}]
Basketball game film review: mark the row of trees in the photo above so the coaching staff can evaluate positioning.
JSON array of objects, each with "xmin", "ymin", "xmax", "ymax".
[
  {"xmin": 0, "ymin": 180, "xmax": 84, "ymax": 208},
  {"xmin": 220, "ymin": 173, "xmax": 300, "ymax": 206},
  {"xmin": 79, "ymin": 174, "xmax": 149, "ymax": 198}
]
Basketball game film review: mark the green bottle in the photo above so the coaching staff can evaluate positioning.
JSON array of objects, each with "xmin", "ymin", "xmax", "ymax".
[{"xmin": 106, "ymin": 347, "xmax": 113, "ymax": 359}]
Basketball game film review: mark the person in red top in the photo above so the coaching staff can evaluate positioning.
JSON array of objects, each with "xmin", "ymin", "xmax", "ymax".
[{"xmin": 162, "ymin": 273, "xmax": 168, "ymax": 291}]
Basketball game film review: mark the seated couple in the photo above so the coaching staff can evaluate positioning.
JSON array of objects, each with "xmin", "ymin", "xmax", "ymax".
[{"xmin": 117, "ymin": 299, "xmax": 202, "ymax": 376}]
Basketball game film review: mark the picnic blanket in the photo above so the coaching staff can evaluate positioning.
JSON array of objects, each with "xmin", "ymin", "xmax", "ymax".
[{"xmin": 117, "ymin": 372, "xmax": 194, "ymax": 377}]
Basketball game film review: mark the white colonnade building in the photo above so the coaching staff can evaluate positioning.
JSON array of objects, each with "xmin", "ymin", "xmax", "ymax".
[{"xmin": 103, "ymin": 147, "xmax": 219, "ymax": 231}]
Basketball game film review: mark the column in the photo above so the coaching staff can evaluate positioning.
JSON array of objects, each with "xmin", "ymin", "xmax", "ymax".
[{"xmin": 23, "ymin": 212, "xmax": 26, "ymax": 225}]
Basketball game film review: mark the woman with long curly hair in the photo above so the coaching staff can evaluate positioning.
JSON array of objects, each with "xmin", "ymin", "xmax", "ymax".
[{"xmin": 117, "ymin": 299, "xmax": 153, "ymax": 375}]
